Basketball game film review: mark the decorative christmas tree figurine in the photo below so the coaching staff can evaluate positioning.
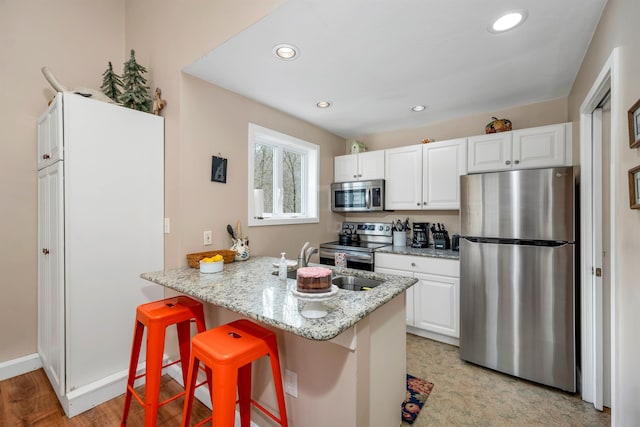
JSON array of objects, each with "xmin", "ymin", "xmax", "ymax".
[
  {"xmin": 119, "ymin": 50, "xmax": 152, "ymax": 112},
  {"xmin": 100, "ymin": 61, "xmax": 123, "ymax": 102}
]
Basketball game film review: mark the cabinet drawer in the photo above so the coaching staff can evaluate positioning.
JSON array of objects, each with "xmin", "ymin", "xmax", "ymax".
[{"xmin": 375, "ymin": 253, "xmax": 459, "ymax": 277}]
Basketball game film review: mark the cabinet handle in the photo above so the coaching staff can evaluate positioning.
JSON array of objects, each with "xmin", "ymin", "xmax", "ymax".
[
  {"xmin": 353, "ymin": 174, "xmax": 357, "ymax": 178},
  {"xmin": 42, "ymin": 154, "xmax": 51, "ymax": 160},
  {"xmin": 423, "ymin": 202, "xmax": 427, "ymax": 205},
  {"xmin": 514, "ymin": 160, "xmax": 520, "ymax": 165},
  {"xmin": 42, "ymin": 248, "xmax": 50, "ymax": 255},
  {"xmin": 411, "ymin": 262, "xmax": 416, "ymax": 267},
  {"xmin": 416, "ymin": 202, "xmax": 421, "ymax": 206},
  {"xmin": 505, "ymin": 160, "xmax": 511, "ymax": 165},
  {"xmin": 358, "ymin": 174, "xmax": 362, "ymax": 177}
]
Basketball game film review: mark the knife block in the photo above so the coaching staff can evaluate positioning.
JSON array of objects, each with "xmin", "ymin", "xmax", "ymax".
[{"xmin": 433, "ymin": 234, "xmax": 450, "ymax": 250}]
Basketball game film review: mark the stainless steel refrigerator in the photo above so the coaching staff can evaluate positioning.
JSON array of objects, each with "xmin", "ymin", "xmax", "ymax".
[{"xmin": 459, "ymin": 166, "xmax": 576, "ymax": 392}]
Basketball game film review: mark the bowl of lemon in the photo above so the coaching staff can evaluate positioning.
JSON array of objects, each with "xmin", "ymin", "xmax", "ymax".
[{"xmin": 199, "ymin": 254, "xmax": 224, "ymax": 273}]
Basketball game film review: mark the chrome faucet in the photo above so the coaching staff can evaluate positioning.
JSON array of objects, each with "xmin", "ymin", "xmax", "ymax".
[{"xmin": 297, "ymin": 241, "xmax": 318, "ymax": 269}]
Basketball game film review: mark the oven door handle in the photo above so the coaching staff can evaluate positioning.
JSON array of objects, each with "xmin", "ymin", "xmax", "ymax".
[{"xmin": 320, "ymin": 249, "xmax": 373, "ymax": 263}]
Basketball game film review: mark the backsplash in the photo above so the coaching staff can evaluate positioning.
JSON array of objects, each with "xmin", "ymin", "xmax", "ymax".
[{"xmin": 338, "ymin": 210, "xmax": 460, "ymax": 243}]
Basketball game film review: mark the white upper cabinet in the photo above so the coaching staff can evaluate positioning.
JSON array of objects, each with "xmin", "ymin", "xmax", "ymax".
[
  {"xmin": 467, "ymin": 122, "xmax": 571, "ymax": 173},
  {"xmin": 384, "ymin": 145, "xmax": 423, "ymax": 210},
  {"xmin": 422, "ymin": 138, "xmax": 467, "ymax": 209},
  {"xmin": 37, "ymin": 95, "xmax": 63, "ymax": 170},
  {"xmin": 385, "ymin": 138, "xmax": 467, "ymax": 210},
  {"xmin": 334, "ymin": 150, "xmax": 385, "ymax": 182}
]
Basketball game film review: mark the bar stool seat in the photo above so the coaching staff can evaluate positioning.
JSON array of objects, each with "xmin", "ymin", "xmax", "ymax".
[
  {"xmin": 182, "ymin": 319, "xmax": 289, "ymax": 427},
  {"xmin": 121, "ymin": 296, "xmax": 210, "ymax": 427}
]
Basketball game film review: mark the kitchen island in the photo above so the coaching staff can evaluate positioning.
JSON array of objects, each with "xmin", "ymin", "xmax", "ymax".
[{"xmin": 142, "ymin": 256, "xmax": 417, "ymax": 427}]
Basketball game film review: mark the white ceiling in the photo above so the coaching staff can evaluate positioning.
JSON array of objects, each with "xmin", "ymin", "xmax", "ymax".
[{"xmin": 184, "ymin": 0, "xmax": 607, "ymax": 138}]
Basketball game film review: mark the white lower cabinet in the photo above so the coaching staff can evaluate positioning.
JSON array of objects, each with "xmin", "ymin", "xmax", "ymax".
[{"xmin": 376, "ymin": 253, "xmax": 460, "ymax": 346}]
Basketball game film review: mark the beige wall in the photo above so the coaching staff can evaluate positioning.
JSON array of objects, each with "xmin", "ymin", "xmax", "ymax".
[
  {"xmin": 567, "ymin": 0, "xmax": 640, "ymax": 423},
  {"xmin": 0, "ymin": 0, "xmax": 126, "ymax": 361},
  {"xmin": 346, "ymin": 97, "xmax": 568, "ymax": 153}
]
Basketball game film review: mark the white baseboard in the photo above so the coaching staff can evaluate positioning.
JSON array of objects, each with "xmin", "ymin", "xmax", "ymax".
[
  {"xmin": 0, "ymin": 353, "xmax": 42, "ymax": 381},
  {"xmin": 407, "ymin": 326, "xmax": 460, "ymax": 347}
]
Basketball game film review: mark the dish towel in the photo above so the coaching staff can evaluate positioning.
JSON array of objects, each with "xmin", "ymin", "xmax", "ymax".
[{"xmin": 334, "ymin": 252, "xmax": 347, "ymax": 268}]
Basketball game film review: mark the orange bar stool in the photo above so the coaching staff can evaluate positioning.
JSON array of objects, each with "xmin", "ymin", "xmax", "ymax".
[
  {"xmin": 181, "ymin": 319, "xmax": 289, "ymax": 427},
  {"xmin": 121, "ymin": 296, "xmax": 210, "ymax": 427}
]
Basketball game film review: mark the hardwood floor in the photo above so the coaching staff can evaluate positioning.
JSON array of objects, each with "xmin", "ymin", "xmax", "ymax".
[{"xmin": 0, "ymin": 369, "xmax": 211, "ymax": 426}]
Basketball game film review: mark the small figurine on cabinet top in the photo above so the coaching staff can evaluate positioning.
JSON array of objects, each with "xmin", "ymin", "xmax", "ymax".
[
  {"xmin": 485, "ymin": 116, "xmax": 512, "ymax": 134},
  {"xmin": 350, "ymin": 140, "xmax": 366, "ymax": 154}
]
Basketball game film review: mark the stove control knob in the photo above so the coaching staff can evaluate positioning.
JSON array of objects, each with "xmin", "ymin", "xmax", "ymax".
[
  {"xmin": 378, "ymin": 225, "xmax": 383, "ymax": 231},
  {"xmin": 385, "ymin": 225, "xmax": 391, "ymax": 231}
]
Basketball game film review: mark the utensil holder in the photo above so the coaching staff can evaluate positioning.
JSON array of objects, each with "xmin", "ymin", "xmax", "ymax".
[{"xmin": 393, "ymin": 231, "xmax": 407, "ymax": 247}]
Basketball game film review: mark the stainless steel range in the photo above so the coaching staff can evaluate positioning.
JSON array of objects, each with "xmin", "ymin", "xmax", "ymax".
[{"xmin": 319, "ymin": 222, "xmax": 393, "ymax": 271}]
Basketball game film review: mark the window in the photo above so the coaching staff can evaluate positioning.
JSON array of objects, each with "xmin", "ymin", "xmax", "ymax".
[{"xmin": 248, "ymin": 123, "xmax": 319, "ymax": 226}]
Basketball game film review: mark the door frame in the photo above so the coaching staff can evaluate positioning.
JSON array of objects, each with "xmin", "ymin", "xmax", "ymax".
[{"xmin": 579, "ymin": 47, "xmax": 619, "ymax": 416}]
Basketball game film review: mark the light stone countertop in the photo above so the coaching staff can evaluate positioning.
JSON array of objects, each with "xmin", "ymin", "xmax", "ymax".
[
  {"xmin": 376, "ymin": 245, "xmax": 460, "ymax": 259},
  {"xmin": 141, "ymin": 256, "xmax": 417, "ymax": 341}
]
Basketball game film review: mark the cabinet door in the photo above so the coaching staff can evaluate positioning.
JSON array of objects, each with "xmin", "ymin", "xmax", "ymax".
[
  {"xmin": 375, "ymin": 266, "xmax": 415, "ymax": 326},
  {"xmin": 37, "ymin": 94, "xmax": 63, "ymax": 170},
  {"xmin": 467, "ymin": 132, "xmax": 512, "ymax": 173},
  {"xmin": 37, "ymin": 163, "xmax": 65, "ymax": 397},
  {"xmin": 334, "ymin": 154, "xmax": 359, "ymax": 182},
  {"xmin": 512, "ymin": 123, "xmax": 568, "ymax": 169},
  {"xmin": 358, "ymin": 150, "xmax": 385, "ymax": 180},
  {"xmin": 422, "ymin": 138, "xmax": 466, "ymax": 209},
  {"xmin": 413, "ymin": 272, "xmax": 460, "ymax": 338},
  {"xmin": 384, "ymin": 145, "xmax": 422, "ymax": 209}
]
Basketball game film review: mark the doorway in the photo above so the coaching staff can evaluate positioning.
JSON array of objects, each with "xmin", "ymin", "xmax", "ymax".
[{"xmin": 579, "ymin": 48, "xmax": 619, "ymax": 415}]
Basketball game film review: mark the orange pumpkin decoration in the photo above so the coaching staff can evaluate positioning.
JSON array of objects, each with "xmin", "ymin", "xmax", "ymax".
[{"xmin": 485, "ymin": 117, "xmax": 512, "ymax": 134}]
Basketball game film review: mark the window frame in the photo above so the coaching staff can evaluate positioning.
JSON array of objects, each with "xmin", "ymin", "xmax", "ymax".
[{"xmin": 248, "ymin": 123, "xmax": 319, "ymax": 226}]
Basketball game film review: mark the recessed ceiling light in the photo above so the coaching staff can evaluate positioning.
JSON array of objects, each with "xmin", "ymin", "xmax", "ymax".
[
  {"xmin": 273, "ymin": 44, "xmax": 298, "ymax": 60},
  {"xmin": 489, "ymin": 10, "xmax": 528, "ymax": 33},
  {"xmin": 316, "ymin": 101, "xmax": 332, "ymax": 108},
  {"xmin": 411, "ymin": 105, "xmax": 426, "ymax": 112}
]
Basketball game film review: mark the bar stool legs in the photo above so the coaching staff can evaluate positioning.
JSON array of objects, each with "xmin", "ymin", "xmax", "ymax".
[
  {"xmin": 181, "ymin": 319, "xmax": 288, "ymax": 427},
  {"xmin": 121, "ymin": 296, "xmax": 208, "ymax": 427}
]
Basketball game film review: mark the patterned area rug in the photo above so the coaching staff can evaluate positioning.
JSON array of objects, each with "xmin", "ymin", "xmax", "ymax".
[{"xmin": 402, "ymin": 374, "xmax": 434, "ymax": 425}]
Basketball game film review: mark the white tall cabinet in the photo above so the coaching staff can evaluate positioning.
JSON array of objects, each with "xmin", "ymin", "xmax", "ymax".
[{"xmin": 37, "ymin": 93, "xmax": 164, "ymax": 417}]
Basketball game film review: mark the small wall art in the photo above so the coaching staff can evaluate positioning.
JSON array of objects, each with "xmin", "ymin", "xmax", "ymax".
[
  {"xmin": 211, "ymin": 155, "xmax": 227, "ymax": 183},
  {"xmin": 628, "ymin": 98, "xmax": 640, "ymax": 148},
  {"xmin": 628, "ymin": 165, "xmax": 640, "ymax": 209}
]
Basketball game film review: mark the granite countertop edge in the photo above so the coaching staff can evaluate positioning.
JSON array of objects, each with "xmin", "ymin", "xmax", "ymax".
[
  {"xmin": 141, "ymin": 257, "xmax": 417, "ymax": 342},
  {"xmin": 376, "ymin": 245, "xmax": 460, "ymax": 259}
]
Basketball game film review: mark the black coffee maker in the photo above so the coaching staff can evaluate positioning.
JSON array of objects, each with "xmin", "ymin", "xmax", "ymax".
[{"xmin": 411, "ymin": 222, "xmax": 429, "ymax": 248}]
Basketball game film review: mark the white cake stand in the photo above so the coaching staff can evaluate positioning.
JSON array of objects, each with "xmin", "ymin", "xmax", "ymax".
[{"xmin": 292, "ymin": 285, "xmax": 339, "ymax": 318}]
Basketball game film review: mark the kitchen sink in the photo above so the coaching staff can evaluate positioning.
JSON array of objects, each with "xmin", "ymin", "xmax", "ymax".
[
  {"xmin": 272, "ymin": 270, "xmax": 383, "ymax": 291},
  {"xmin": 332, "ymin": 276, "xmax": 382, "ymax": 291}
]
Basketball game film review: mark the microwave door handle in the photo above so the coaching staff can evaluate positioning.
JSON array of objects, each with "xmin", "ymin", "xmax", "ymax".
[{"xmin": 365, "ymin": 188, "xmax": 371, "ymax": 209}]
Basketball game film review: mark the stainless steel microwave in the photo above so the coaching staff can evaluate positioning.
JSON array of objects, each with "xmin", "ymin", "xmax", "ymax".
[{"xmin": 331, "ymin": 180, "xmax": 385, "ymax": 212}]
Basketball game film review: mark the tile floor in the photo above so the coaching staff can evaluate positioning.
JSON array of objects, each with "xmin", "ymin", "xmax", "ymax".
[{"xmin": 404, "ymin": 333, "xmax": 610, "ymax": 426}]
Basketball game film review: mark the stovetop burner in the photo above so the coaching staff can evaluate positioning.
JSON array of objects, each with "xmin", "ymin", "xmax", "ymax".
[{"xmin": 320, "ymin": 221, "xmax": 393, "ymax": 253}]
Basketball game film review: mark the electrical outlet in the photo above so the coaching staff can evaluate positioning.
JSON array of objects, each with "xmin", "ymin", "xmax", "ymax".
[
  {"xmin": 284, "ymin": 369, "xmax": 298, "ymax": 398},
  {"xmin": 203, "ymin": 230, "xmax": 212, "ymax": 245}
]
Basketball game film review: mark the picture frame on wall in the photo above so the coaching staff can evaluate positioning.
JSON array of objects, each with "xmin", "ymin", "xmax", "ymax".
[
  {"xmin": 628, "ymin": 98, "xmax": 640, "ymax": 148},
  {"xmin": 211, "ymin": 155, "xmax": 227, "ymax": 183},
  {"xmin": 628, "ymin": 165, "xmax": 640, "ymax": 209}
]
